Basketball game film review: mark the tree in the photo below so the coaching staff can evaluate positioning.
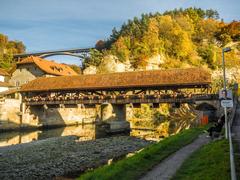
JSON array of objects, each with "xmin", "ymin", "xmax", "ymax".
[
  {"xmin": 83, "ymin": 49, "xmax": 104, "ymax": 67},
  {"xmin": 205, "ymin": 9, "xmax": 219, "ymax": 19},
  {"xmin": 111, "ymin": 36, "xmax": 130, "ymax": 62},
  {"xmin": 194, "ymin": 18, "xmax": 220, "ymax": 43},
  {"xmin": 95, "ymin": 40, "xmax": 106, "ymax": 50},
  {"xmin": 215, "ymin": 21, "xmax": 240, "ymax": 46},
  {"xmin": 68, "ymin": 64, "xmax": 81, "ymax": 74},
  {"xmin": 89, "ymin": 8, "xmax": 239, "ymax": 71},
  {"xmin": 0, "ymin": 33, "xmax": 25, "ymax": 69},
  {"xmin": 197, "ymin": 45, "xmax": 217, "ymax": 69}
]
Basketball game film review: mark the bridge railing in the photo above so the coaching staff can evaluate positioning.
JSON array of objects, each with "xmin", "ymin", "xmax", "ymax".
[{"xmin": 24, "ymin": 93, "xmax": 218, "ymax": 106}]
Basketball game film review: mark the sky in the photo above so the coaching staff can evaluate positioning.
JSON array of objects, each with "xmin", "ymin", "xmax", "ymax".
[{"xmin": 0, "ymin": 0, "xmax": 239, "ymax": 65}]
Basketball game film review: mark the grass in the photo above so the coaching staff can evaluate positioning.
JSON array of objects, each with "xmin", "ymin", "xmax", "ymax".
[
  {"xmin": 78, "ymin": 127, "xmax": 205, "ymax": 180},
  {"xmin": 172, "ymin": 139, "xmax": 231, "ymax": 180}
]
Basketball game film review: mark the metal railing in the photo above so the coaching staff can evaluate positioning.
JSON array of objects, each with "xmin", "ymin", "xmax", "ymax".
[{"xmin": 228, "ymin": 96, "xmax": 237, "ymax": 180}]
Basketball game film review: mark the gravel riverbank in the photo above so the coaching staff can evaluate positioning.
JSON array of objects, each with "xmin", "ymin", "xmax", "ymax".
[{"xmin": 0, "ymin": 135, "xmax": 151, "ymax": 179}]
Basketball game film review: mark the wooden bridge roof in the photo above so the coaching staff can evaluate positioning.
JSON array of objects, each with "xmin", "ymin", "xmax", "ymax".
[{"xmin": 20, "ymin": 68, "xmax": 211, "ymax": 92}]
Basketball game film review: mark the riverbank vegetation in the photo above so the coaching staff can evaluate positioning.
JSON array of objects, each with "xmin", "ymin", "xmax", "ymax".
[
  {"xmin": 129, "ymin": 103, "xmax": 197, "ymax": 138},
  {"xmin": 78, "ymin": 127, "xmax": 205, "ymax": 180},
  {"xmin": 172, "ymin": 139, "xmax": 230, "ymax": 180}
]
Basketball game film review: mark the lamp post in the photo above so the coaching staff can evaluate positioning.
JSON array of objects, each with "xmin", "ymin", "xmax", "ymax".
[
  {"xmin": 222, "ymin": 47, "xmax": 231, "ymax": 139},
  {"xmin": 222, "ymin": 46, "xmax": 237, "ymax": 180}
]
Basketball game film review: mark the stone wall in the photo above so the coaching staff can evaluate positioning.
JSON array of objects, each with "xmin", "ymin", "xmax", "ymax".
[
  {"xmin": 0, "ymin": 100, "xmax": 130, "ymax": 131},
  {"xmin": 195, "ymin": 100, "xmax": 221, "ymax": 119},
  {"xmin": 22, "ymin": 104, "xmax": 98, "ymax": 127},
  {"xmin": 0, "ymin": 99, "xmax": 99, "ymax": 131},
  {"xmin": 21, "ymin": 103, "xmax": 130, "ymax": 132},
  {"xmin": 0, "ymin": 99, "xmax": 21, "ymax": 130}
]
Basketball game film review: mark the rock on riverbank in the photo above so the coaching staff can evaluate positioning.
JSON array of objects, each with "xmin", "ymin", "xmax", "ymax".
[{"xmin": 0, "ymin": 135, "xmax": 151, "ymax": 179}]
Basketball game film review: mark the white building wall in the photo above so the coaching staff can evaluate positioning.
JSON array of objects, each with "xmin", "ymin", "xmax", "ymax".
[
  {"xmin": 0, "ymin": 87, "xmax": 8, "ymax": 93},
  {"xmin": 9, "ymin": 64, "xmax": 45, "ymax": 87},
  {"xmin": 0, "ymin": 75, "xmax": 4, "ymax": 82}
]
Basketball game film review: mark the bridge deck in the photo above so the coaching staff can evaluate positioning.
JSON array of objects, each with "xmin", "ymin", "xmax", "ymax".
[{"xmin": 13, "ymin": 48, "xmax": 92, "ymax": 58}]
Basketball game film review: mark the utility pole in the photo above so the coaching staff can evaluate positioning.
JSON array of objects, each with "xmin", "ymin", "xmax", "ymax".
[{"xmin": 222, "ymin": 47, "xmax": 231, "ymax": 139}]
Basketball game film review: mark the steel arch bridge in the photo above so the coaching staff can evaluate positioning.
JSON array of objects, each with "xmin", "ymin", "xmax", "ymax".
[{"xmin": 13, "ymin": 47, "xmax": 94, "ymax": 60}]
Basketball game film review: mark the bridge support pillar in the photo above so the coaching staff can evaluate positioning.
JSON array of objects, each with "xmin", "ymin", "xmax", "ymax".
[
  {"xmin": 100, "ymin": 103, "xmax": 130, "ymax": 133},
  {"xmin": 43, "ymin": 104, "xmax": 48, "ymax": 119},
  {"xmin": 109, "ymin": 104, "xmax": 130, "ymax": 133},
  {"xmin": 21, "ymin": 102, "xmax": 26, "ymax": 114},
  {"xmin": 100, "ymin": 103, "xmax": 113, "ymax": 121}
]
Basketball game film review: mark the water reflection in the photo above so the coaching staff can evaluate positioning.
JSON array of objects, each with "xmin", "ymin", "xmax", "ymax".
[
  {"xmin": 131, "ymin": 128, "xmax": 162, "ymax": 141},
  {"xmin": 0, "ymin": 131, "xmax": 39, "ymax": 147},
  {"xmin": 0, "ymin": 124, "xmax": 163, "ymax": 147},
  {"xmin": 0, "ymin": 124, "xmax": 107, "ymax": 147}
]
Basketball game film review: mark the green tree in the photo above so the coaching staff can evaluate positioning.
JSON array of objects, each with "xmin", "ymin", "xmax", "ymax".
[
  {"xmin": 205, "ymin": 9, "xmax": 219, "ymax": 19},
  {"xmin": 83, "ymin": 49, "xmax": 104, "ymax": 67}
]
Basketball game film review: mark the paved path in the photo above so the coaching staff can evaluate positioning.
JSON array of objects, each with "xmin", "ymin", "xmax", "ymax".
[{"xmin": 140, "ymin": 134, "xmax": 210, "ymax": 180}]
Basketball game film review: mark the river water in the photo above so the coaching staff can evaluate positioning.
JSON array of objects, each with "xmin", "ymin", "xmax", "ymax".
[{"xmin": 0, "ymin": 124, "xmax": 159, "ymax": 147}]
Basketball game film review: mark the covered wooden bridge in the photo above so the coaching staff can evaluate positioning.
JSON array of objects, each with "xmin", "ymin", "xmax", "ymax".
[{"xmin": 20, "ymin": 68, "xmax": 217, "ymax": 106}]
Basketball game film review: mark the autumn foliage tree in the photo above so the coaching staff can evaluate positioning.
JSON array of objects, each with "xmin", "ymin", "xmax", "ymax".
[
  {"xmin": 0, "ymin": 33, "xmax": 25, "ymax": 69},
  {"xmin": 87, "ymin": 8, "xmax": 239, "ymax": 70}
]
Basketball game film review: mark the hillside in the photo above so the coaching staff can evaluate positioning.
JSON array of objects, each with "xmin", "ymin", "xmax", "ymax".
[{"xmin": 84, "ymin": 8, "xmax": 240, "ymax": 72}]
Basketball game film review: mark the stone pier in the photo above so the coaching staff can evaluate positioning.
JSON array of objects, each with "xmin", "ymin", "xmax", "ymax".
[
  {"xmin": 100, "ymin": 103, "xmax": 130, "ymax": 133},
  {"xmin": 20, "ymin": 103, "xmax": 97, "ymax": 128}
]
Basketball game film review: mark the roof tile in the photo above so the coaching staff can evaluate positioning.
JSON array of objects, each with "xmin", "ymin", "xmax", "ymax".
[
  {"xmin": 21, "ymin": 68, "xmax": 211, "ymax": 92},
  {"xmin": 17, "ymin": 56, "xmax": 78, "ymax": 76}
]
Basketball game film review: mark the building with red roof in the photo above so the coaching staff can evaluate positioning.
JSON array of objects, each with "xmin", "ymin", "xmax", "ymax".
[{"xmin": 9, "ymin": 56, "xmax": 78, "ymax": 87}]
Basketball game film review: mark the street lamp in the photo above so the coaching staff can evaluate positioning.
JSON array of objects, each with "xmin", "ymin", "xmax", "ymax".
[
  {"xmin": 222, "ymin": 47, "xmax": 231, "ymax": 139},
  {"xmin": 222, "ymin": 46, "xmax": 237, "ymax": 180}
]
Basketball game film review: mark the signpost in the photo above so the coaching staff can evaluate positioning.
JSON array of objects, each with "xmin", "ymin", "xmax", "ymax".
[
  {"xmin": 219, "ymin": 89, "xmax": 233, "ymax": 108},
  {"xmin": 221, "ymin": 100, "xmax": 233, "ymax": 108}
]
